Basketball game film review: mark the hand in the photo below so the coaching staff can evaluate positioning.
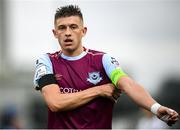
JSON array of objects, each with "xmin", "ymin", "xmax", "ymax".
[
  {"xmin": 98, "ymin": 83, "xmax": 121, "ymax": 102},
  {"xmin": 157, "ymin": 106, "xmax": 179, "ymax": 126},
  {"xmin": 112, "ymin": 88, "xmax": 122, "ymax": 102}
]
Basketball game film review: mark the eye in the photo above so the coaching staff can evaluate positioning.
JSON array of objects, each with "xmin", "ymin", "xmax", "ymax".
[
  {"xmin": 70, "ymin": 24, "xmax": 78, "ymax": 30},
  {"xmin": 58, "ymin": 25, "xmax": 66, "ymax": 31}
]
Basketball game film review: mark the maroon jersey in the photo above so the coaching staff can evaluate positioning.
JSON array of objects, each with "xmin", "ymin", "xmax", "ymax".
[{"xmin": 47, "ymin": 49, "xmax": 114, "ymax": 129}]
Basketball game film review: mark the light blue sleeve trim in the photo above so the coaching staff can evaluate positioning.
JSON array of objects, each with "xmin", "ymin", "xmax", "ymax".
[
  {"xmin": 33, "ymin": 54, "xmax": 53, "ymax": 87},
  {"xmin": 102, "ymin": 54, "xmax": 121, "ymax": 78}
]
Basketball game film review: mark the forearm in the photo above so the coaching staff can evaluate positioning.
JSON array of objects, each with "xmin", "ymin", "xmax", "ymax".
[
  {"xmin": 117, "ymin": 77, "xmax": 156, "ymax": 111},
  {"xmin": 42, "ymin": 84, "xmax": 103, "ymax": 112}
]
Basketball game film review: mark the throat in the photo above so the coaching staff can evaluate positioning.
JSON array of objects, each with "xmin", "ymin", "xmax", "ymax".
[
  {"xmin": 61, "ymin": 50, "xmax": 87, "ymax": 61},
  {"xmin": 62, "ymin": 47, "xmax": 84, "ymax": 57}
]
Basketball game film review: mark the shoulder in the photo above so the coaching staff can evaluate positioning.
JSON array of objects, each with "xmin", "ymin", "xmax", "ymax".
[
  {"xmin": 36, "ymin": 53, "xmax": 50, "ymax": 65},
  {"xmin": 86, "ymin": 48, "xmax": 120, "ymax": 65},
  {"xmin": 36, "ymin": 50, "xmax": 60, "ymax": 60},
  {"xmin": 87, "ymin": 48, "xmax": 106, "ymax": 56},
  {"xmin": 35, "ymin": 51, "xmax": 62, "ymax": 67},
  {"xmin": 36, "ymin": 51, "xmax": 61, "ymax": 62},
  {"xmin": 102, "ymin": 53, "xmax": 119, "ymax": 66},
  {"xmin": 47, "ymin": 51, "xmax": 61, "ymax": 59}
]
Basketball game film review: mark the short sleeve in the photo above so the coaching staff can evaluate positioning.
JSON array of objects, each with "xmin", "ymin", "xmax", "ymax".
[
  {"xmin": 102, "ymin": 54, "xmax": 127, "ymax": 86},
  {"xmin": 33, "ymin": 54, "xmax": 53, "ymax": 89}
]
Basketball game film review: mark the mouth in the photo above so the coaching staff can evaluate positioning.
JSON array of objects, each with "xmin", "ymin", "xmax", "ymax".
[
  {"xmin": 63, "ymin": 39, "xmax": 73, "ymax": 47},
  {"xmin": 64, "ymin": 39, "xmax": 73, "ymax": 43}
]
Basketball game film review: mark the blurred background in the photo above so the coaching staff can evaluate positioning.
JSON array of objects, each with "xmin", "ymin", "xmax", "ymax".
[{"xmin": 0, "ymin": 0, "xmax": 179, "ymax": 129}]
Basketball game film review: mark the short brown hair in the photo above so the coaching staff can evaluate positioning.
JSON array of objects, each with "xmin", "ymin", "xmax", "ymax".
[{"xmin": 54, "ymin": 5, "xmax": 83, "ymax": 23}]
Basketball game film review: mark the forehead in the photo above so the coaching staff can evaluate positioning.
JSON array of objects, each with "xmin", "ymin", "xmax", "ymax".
[{"xmin": 55, "ymin": 16, "xmax": 83, "ymax": 26}]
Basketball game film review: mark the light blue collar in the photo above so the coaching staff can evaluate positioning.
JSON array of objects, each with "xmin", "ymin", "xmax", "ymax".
[{"xmin": 61, "ymin": 51, "xmax": 87, "ymax": 61}]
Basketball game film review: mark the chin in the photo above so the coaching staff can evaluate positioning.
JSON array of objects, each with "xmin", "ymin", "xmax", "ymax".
[{"xmin": 64, "ymin": 47, "xmax": 76, "ymax": 52}]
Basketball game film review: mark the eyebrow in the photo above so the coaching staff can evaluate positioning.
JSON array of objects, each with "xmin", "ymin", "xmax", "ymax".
[
  {"xmin": 57, "ymin": 23, "xmax": 79, "ymax": 29},
  {"xmin": 58, "ymin": 23, "xmax": 78, "ymax": 26}
]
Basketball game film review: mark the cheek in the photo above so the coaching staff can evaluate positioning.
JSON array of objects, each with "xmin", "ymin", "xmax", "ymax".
[
  {"xmin": 76, "ymin": 32, "xmax": 84, "ymax": 40},
  {"xmin": 56, "ymin": 35, "xmax": 64, "ymax": 45},
  {"xmin": 76, "ymin": 36, "xmax": 82, "ymax": 43},
  {"xmin": 56, "ymin": 33, "xmax": 63, "ymax": 41}
]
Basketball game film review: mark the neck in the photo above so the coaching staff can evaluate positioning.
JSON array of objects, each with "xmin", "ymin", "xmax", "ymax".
[{"xmin": 62, "ymin": 46, "xmax": 84, "ymax": 57}]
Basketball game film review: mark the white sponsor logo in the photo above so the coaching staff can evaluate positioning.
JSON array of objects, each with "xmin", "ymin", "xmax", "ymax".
[
  {"xmin": 87, "ymin": 72, "xmax": 103, "ymax": 85},
  {"xmin": 60, "ymin": 87, "xmax": 81, "ymax": 93}
]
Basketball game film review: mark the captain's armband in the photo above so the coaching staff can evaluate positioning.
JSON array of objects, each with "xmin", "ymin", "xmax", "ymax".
[
  {"xmin": 110, "ymin": 69, "xmax": 127, "ymax": 87},
  {"xmin": 36, "ymin": 74, "xmax": 57, "ymax": 90}
]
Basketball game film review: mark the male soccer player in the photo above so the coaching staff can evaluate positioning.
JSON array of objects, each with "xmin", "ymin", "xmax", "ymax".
[{"xmin": 33, "ymin": 5, "xmax": 179, "ymax": 129}]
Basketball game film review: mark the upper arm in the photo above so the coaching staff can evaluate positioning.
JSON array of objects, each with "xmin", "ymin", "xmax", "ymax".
[
  {"xmin": 33, "ymin": 54, "xmax": 61, "ymax": 111},
  {"xmin": 102, "ymin": 54, "xmax": 127, "ymax": 87},
  {"xmin": 117, "ymin": 76, "xmax": 135, "ymax": 91},
  {"xmin": 33, "ymin": 54, "xmax": 53, "ymax": 90}
]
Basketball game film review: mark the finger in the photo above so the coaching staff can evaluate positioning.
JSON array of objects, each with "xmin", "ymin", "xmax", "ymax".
[
  {"xmin": 168, "ymin": 119, "xmax": 176, "ymax": 125},
  {"xmin": 170, "ymin": 113, "xmax": 179, "ymax": 120},
  {"xmin": 172, "ymin": 118, "xmax": 179, "ymax": 122},
  {"xmin": 167, "ymin": 109, "xmax": 175, "ymax": 116},
  {"xmin": 168, "ymin": 117, "xmax": 179, "ymax": 122},
  {"xmin": 169, "ymin": 116, "xmax": 179, "ymax": 122},
  {"xmin": 109, "ymin": 83, "xmax": 116, "ymax": 88},
  {"xmin": 161, "ymin": 113, "xmax": 178, "ymax": 125},
  {"xmin": 160, "ymin": 115, "xmax": 170, "ymax": 123}
]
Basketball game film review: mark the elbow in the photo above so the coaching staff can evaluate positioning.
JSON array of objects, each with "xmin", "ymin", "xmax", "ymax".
[
  {"xmin": 41, "ymin": 85, "xmax": 65, "ymax": 112},
  {"xmin": 47, "ymin": 101, "xmax": 63, "ymax": 112},
  {"xmin": 48, "ymin": 105, "xmax": 59, "ymax": 112},
  {"xmin": 47, "ymin": 100, "xmax": 68, "ymax": 112}
]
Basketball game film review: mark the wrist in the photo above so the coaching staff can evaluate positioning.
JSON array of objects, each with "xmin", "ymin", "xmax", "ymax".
[{"xmin": 150, "ymin": 103, "xmax": 162, "ymax": 115}]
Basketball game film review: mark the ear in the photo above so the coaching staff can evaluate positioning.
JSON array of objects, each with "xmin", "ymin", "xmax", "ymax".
[
  {"xmin": 52, "ymin": 29, "xmax": 58, "ymax": 38},
  {"xmin": 82, "ymin": 27, "xmax": 87, "ymax": 37}
]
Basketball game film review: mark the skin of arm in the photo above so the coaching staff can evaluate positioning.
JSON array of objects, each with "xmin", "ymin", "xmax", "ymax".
[
  {"xmin": 41, "ymin": 83, "xmax": 116, "ymax": 112},
  {"xmin": 36, "ymin": 54, "xmax": 121, "ymax": 113},
  {"xmin": 117, "ymin": 76, "xmax": 179, "ymax": 126},
  {"xmin": 117, "ymin": 76, "xmax": 156, "ymax": 111},
  {"xmin": 101, "ymin": 52, "xmax": 178, "ymax": 125}
]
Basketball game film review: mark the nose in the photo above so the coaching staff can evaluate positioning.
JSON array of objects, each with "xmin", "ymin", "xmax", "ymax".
[{"xmin": 65, "ymin": 27, "xmax": 71, "ymax": 37}]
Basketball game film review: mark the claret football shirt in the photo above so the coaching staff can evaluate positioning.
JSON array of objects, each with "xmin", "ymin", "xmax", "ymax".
[{"xmin": 33, "ymin": 48, "xmax": 127, "ymax": 129}]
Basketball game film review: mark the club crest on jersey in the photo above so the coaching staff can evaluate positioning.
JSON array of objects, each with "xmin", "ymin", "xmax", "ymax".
[{"xmin": 87, "ymin": 72, "xmax": 102, "ymax": 85}]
